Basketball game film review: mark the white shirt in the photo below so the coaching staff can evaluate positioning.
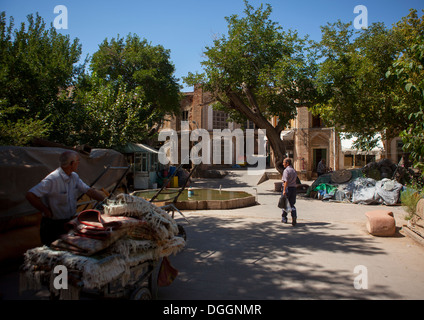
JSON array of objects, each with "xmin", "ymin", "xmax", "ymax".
[
  {"xmin": 282, "ymin": 166, "xmax": 297, "ymax": 188},
  {"xmin": 29, "ymin": 167, "xmax": 90, "ymax": 220}
]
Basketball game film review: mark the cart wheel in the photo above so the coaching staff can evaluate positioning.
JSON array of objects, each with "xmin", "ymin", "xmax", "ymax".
[
  {"xmin": 177, "ymin": 224, "xmax": 187, "ymax": 241},
  {"xmin": 131, "ymin": 287, "xmax": 152, "ymax": 300}
]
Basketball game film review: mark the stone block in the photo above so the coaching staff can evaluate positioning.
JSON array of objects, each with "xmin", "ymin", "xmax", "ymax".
[
  {"xmin": 365, "ymin": 210, "xmax": 396, "ymax": 237},
  {"xmin": 274, "ymin": 182, "xmax": 283, "ymax": 192}
]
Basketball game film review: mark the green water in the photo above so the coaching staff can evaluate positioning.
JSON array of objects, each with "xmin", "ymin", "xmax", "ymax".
[{"xmin": 133, "ymin": 188, "xmax": 253, "ymax": 202}]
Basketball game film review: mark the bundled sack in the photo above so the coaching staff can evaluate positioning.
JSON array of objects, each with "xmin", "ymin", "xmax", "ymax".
[
  {"xmin": 50, "ymin": 230, "xmax": 127, "ymax": 256},
  {"xmin": 103, "ymin": 194, "xmax": 179, "ymax": 241},
  {"xmin": 66, "ymin": 209, "xmax": 157, "ymax": 240},
  {"xmin": 21, "ymin": 246, "xmax": 129, "ymax": 292},
  {"xmin": 375, "ymin": 179, "xmax": 403, "ymax": 206},
  {"xmin": 51, "ymin": 209, "xmax": 156, "ymax": 256},
  {"xmin": 66, "ymin": 209, "xmax": 137, "ymax": 239}
]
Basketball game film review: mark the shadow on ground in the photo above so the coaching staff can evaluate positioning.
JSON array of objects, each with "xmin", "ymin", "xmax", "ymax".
[{"xmin": 158, "ymin": 215, "xmax": 402, "ymax": 300}]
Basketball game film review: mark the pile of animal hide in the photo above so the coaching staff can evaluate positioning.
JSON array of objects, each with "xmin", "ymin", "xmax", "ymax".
[{"xmin": 20, "ymin": 194, "xmax": 185, "ymax": 296}]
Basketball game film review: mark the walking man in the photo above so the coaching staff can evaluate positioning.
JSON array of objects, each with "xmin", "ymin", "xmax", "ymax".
[{"xmin": 281, "ymin": 158, "xmax": 297, "ymax": 226}]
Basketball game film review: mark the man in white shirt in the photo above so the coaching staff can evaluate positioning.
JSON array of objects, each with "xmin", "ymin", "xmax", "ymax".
[{"xmin": 26, "ymin": 150, "xmax": 105, "ymax": 245}]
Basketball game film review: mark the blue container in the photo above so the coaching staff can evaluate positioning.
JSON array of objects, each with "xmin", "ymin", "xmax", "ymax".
[
  {"xmin": 169, "ymin": 166, "xmax": 176, "ymax": 176},
  {"xmin": 188, "ymin": 188, "xmax": 194, "ymax": 197}
]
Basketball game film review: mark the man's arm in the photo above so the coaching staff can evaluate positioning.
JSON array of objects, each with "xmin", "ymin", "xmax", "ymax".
[
  {"xmin": 26, "ymin": 192, "xmax": 52, "ymax": 218},
  {"xmin": 282, "ymin": 169, "xmax": 288, "ymax": 195},
  {"xmin": 283, "ymin": 181, "xmax": 288, "ymax": 195},
  {"xmin": 86, "ymin": 188, "xmax": 106, "ymax": 202}
]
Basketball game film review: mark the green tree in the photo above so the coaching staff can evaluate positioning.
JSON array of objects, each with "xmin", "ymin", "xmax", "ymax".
[
  {"xmin": 312, "ymin": 20, "xmax": 409, "ymax": 149},
  {"xmin": 314, "ymin": 9, "xmax": 424, "ymax": 162},
  {"xmin": 73, "ymin": 34, "xmax": 181, "ymax": 148},
  {"xmin": 315, "ymin": 9, "xmax": 424, "ymax": 176},
  {"xmin": 0, "ymin": 12, "xmax": 82, "ymax": 145},
  {"xmin": 387, "ymin": 10, "xmax": 424, "ymax": 174},
  {"xmin": 90, "ymin": 34, "xmax": 181, "ymax": 116},
  {"xmin": 72, "ymin": 73, "xmax": 162, "ymax": 148},
  {"xmin": 184, "ymin": 1, "xmax": 318, "ymax": 172}
]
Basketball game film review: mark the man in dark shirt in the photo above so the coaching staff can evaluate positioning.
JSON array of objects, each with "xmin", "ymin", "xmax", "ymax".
[
  {"xmin": 317, "ymin": 159, "xmax": 327, "ymax": 176},
  {"xmin": 281, "ymin": 158, "xmax": 298, "ymax": 226}
]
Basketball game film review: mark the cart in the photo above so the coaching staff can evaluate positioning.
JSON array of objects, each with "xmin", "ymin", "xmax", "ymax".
[{"xmin": 72, "ymin": 259, "xmax": 160, "ymax": 300}]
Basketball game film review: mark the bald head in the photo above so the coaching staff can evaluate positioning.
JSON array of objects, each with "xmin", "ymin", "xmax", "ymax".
[{"xmin": 59, "ymin": 151, "xmax": 79, "ymax": 167}]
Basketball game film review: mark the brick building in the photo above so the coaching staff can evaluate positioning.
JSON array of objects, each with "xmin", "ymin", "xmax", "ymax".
[
  {"xmin": 278, "ymin": 106, "xmax": 342, "ymax": 180},
  {"xmin": 159, "ymin": 85, "xmax": 256, "ymax": 167},
  {"xmin": 159, "ymin": 85, "xmax": 400, "ymax": 180}
]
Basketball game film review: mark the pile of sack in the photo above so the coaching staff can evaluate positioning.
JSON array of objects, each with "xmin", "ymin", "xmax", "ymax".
[
  {"xmin": 307, "ymin": 169, "xmax": 404, "ymax": 206},
  {"xmin": 336, "ymin": 177, "xmax": 403, "ymax": 205},
  {"xmin": 21, "ymin": 194, "xmax": 185, "ymax": 292},
  {"xmin": 48, "ymin": 194, "xmax": 179, "ymax": 256}
]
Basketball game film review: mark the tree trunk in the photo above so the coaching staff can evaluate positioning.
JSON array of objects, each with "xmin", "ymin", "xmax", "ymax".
[
  {"xmin": 224, "ymin": 89, "xmax": 287, "ymax": 174},
  {"xmin": 266, "ymin": 127, "xmax": 286, "ymax": 174}
]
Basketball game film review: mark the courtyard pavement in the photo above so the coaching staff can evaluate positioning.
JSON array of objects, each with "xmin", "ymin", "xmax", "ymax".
[
  {"xmin": 157, "ymin": 168, "xmax": 424, "ymax": 300},
  {"xmin": 1, "ymin": 168, "xmax": 424, "ymax": 300}
]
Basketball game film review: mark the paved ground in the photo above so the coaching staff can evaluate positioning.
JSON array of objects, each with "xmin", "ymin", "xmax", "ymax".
[
  {"xmin": 2, "ymin": 168, "xmax": 424, "ymax": 300},
  {"xmin": 157, "ymin": 169, "xmax": 424, "ymax": 300}
]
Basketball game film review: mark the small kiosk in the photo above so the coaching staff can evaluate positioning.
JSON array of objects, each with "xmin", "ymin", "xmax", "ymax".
[{"xmin": 122, "ymin": 143, "xmax": 160, "ymax": 190}]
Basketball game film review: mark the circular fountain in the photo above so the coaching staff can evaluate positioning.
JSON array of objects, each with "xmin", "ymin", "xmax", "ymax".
[{"xmin": 132, "ymin": 188, "xmax": 256, "ymax": 210}]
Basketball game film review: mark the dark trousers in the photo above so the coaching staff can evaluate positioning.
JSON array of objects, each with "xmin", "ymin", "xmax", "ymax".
[
  {"xmin": 40, "ymin": 217, "xmax": 70, "ymax": 246},
  {"xmin": 282, "ymin": 187, "xmax": 297, "ymax": 219}
]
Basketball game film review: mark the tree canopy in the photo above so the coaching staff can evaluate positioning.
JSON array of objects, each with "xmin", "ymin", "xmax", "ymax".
[
  {"xmin": 387, "ymin": 10, "xmax": 424, "ymax": 172},
  {"xmin": 184, "ymin": 0, "xmax": 318, "ymax": 172},
  {"xmin": 313, "ymin": 9, "xmax": 424, "ymax": 173},
  {"xmin": 312, "ymin": 21, "xmax": 406, "ymax": 144},
  {"xmin": 0, "ymin": 12, "xmax": 82, "ymax": 145},
  {"xmin": 90, "ymin": 34, "xmax": 181, "ymax": 115},
  {"xmin": 73, "ymin": 34, "xmax": 182, "ymax": 148},
  {"xmin": 0, "ymin": 13, "xmax": 181, "ymax": 149}
]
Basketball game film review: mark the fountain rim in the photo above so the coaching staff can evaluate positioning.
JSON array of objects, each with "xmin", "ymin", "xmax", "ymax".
[{"xmin": 131, "ymin": 187, "xmax": 257, "ymax": 210}]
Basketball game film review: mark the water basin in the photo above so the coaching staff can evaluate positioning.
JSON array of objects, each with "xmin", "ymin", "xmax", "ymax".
[{"xmin": 132, "ymin": 188, "xmax": 256, "ymax": 210}]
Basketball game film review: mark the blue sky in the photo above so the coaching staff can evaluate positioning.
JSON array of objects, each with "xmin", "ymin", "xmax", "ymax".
[{"xmin": 1, "ymin": 0, "xmax": 423, "ymax": 90}]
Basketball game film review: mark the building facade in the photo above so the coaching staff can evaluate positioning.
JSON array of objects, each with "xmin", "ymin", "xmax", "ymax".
[{"xmin": 159, "ymin": 85, "xmax": 401, "ymax": 180}]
